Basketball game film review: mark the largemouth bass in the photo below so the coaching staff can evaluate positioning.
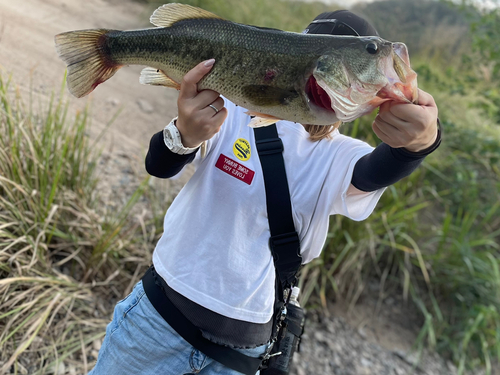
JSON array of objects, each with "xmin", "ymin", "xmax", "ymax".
[{"xmin": 55, "ymin": 3, "xmax": 418, "ymax": 127}]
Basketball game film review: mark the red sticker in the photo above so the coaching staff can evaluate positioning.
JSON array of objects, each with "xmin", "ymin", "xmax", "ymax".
[{"xmin": 215, "ymin": 154, "xmax": 255, "ymax": 185}]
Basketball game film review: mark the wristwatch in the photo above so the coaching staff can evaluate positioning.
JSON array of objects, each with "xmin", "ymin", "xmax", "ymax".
[{"xmin": 163, "ymin": 117, "xmax": 200, "ymax": 155}]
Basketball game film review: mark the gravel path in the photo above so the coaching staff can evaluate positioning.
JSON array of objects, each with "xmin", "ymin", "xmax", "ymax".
[{"xmin": 291, "ymin": 312, "xmax": 470, "ymax": 375}]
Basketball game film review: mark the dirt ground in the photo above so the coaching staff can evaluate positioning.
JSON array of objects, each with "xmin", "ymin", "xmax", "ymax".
[
  {"xmin": 1, "ymin": 0, "xmax": 171, "ymax": 150},
  {"xmin": 0, "ymin": 0, "xmax": 478, "ymax": 373},
  {"xmin": 0, "ymin": 0, "xmax": 194, "ymax": 202}
]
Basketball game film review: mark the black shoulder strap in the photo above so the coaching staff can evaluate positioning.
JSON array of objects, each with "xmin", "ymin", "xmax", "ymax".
[
  {"xmin": 141, "ymin": 124, "xmax": 303, "ymax": 375},
  {"xmin": 254, "ymin": 124, "xmax": 302, "ymax": 290},
  {"xmin": 142, "ymin": 267, "xmax": 262, "ymax": 375}
]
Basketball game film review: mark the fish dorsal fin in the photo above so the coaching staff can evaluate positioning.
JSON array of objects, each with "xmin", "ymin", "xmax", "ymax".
[{"xmin": 150, "ymin": 3, "xmax": 222, "ymax": 28}]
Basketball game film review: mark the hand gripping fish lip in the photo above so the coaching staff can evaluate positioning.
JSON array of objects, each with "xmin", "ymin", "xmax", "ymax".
[{"xmin": 376, "ymin": 43, "xmax": 418, "ymax": 104}]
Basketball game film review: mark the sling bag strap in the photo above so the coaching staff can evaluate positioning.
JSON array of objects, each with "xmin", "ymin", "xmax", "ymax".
[
  {"xmin": 254, "ymin": 124, "xmax": 303, "ymax": 292},
  {"xmin": 142, "ymin": 267, "xmax": 263, "ymax": 375}
]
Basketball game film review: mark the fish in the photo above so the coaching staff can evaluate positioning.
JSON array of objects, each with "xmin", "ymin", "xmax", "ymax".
[{"xmin": 54, "ymin": 3, "xmax": 418, "ymax": 128}]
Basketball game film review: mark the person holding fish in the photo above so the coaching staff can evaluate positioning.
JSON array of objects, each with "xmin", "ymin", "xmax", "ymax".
[{"xmin": 56, "ymin": 5, "xmax": 440, "ymax": 375}]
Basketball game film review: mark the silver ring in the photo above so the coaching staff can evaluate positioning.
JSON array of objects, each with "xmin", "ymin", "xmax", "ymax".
[{"xmin": 208, "ymin": 104, "xmax": 219, "ymax": 114}]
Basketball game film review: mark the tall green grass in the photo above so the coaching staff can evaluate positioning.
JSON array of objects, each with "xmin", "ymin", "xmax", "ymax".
[{"xmin": 0, "ymin": 75, "xmax": 152, "ymax": 374}]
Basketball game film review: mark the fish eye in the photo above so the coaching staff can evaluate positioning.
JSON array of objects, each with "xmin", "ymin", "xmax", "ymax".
[{"xmin": 366, "ymin": 42, "xmax": 378, "ymax": 55}]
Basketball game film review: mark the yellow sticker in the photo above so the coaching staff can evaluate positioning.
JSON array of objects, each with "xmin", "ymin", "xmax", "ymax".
[{"xmin": 233, "ymin": 138, "xmax": 251, "ymax": 161}]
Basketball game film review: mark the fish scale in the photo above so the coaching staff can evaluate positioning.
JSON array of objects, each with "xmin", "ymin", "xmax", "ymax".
[{"xmin": 55, "ymin": 3, "xmax": 418, "ymax": 127}]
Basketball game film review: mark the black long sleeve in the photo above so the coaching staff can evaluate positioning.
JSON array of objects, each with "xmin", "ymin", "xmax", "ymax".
[
  {"xmin": 145, "ymin": 131, "xmax": 197, "ymax": 178},
  {"xmin": 351, "ymin": 123, "xmax": 442, "ymax": 192}
]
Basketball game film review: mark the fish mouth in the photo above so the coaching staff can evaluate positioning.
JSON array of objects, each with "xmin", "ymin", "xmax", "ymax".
[
  {"xmin": 307, "ymin": 41, "xmax": 418, "ymax": 123},
  {"xmin": 312, "ymin": 73, "xmax": 379, "ymax": 123},
  {"xmin": 377, "ymin": 43, "xmax": 418, "ymax": 103},
  {"xmin": 305, "ymin": 75, "xmax": 335, "ymax": 113}
]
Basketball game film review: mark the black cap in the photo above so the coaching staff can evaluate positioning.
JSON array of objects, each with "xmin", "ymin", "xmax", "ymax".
[{"xmin": 303, "ymin": 10, "xmax": 379, "ymax": 37}]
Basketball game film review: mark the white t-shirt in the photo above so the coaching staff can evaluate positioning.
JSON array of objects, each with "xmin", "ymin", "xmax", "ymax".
[{"xmin": 152, "ymin": 100, "xmax": 385, "ymax": 324}]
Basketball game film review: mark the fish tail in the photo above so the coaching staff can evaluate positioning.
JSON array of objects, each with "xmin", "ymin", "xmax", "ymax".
[{"xmin": 55, "ymin": 29, "xmax": 120, "ymax": 98}]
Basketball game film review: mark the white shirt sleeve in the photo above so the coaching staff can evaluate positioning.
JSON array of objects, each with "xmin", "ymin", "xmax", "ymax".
[{"xmin": 329, "ymin": 137, "xmax": 386, "ymax": 221}]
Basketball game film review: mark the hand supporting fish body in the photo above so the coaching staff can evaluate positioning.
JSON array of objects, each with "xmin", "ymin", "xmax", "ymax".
[{"xmin": 55, "ymin": 3, "xmax": 418, "ymax": 127}]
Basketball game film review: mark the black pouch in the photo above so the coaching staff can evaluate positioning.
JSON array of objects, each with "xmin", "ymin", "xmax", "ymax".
[{"xmin": 260, "ymin": 301, "xmax": 305, "ymax": 374}]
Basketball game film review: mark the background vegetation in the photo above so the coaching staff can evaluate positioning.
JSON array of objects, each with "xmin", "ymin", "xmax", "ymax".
[{"xmin": 1, "ymin": 0, "xmax": 499, "ymax": 374}]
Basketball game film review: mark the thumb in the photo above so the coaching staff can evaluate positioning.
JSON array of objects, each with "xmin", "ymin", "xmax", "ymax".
[
  {"xmin": 413, "ymin": 89, "xmax": 436, "ymax": 108},
  {"xmin": 179, "ymin": 59, "xmax": 215, "ymax": 99}
]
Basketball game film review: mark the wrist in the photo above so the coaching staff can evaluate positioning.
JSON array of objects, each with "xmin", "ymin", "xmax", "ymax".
[
  {"xmin": 163, "ymin": 117, "xmax": 200, "ymax": 154},
  {"xmin": 175, "ymin": 118, "xmax": 203, "ymax": 148},
  {"xmin": 402, "ymin": 119, "xmax": 442, "ymax": 156},
  {"xmin": 179, "ymin": 134, "xmax": 202, "ymax": 149},
  {"xmin": 404, "ymin": 130, "xmax": 437, "ymax": 152}
]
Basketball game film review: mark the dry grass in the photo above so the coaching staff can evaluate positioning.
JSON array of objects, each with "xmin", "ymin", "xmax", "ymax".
[{"xmin": 0, "ymin": 75, "xmax": 154, "ymax": 374}]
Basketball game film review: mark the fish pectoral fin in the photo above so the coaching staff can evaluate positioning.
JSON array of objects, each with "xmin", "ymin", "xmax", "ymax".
[
  {"xmin": 140, "ymin": 67, "xmax": 181, "ymax": 89},
  {"xmin": 242, "ymin": 85, "xmax": 299, "ymax": 107},
  {"xmin": 150, "ymin": 3, "xmax": 222, "ymax": 28},
  {"xmin": 245, "ymin": 112, "xmax": 282, "ymax": 128}
]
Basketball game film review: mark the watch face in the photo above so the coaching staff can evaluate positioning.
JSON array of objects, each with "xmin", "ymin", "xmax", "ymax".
[{"xmin": 164, "ymin": 128, "xmax": 175, "ymax": 148}]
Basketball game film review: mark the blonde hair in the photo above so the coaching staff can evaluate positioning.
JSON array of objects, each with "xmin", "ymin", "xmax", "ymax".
[{"xmin": 304, "ymin": 121, "xmax": 342, "ymax": 142}]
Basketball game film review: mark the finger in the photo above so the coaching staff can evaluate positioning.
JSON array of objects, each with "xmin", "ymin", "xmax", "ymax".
[
  {"xmin": 201, "ymin": 97, "xmax": 225, "ymax": 117},
  {"xmin": 413, "ymin": 89, "xmax": 436, "ymax": 107},
  {"xmin": 388, "ymin": 102, "xmax": 425, "ymax": 123},
  {"xmin": 213, "ymin": 106, "xmax": 228, "ymax": 123},
  {"xmin": 199, "ymin": 106, "xmax": 227, "ymax": 129},
  {"xmin": 210, "ymin": 97, "xmax": 225, "ymax": 112},
  {"xmin": 379, "ymin": 101, "xmax": 413, "ymax": 123},
  {"xmin": 179, "ymin": 59, "xmax": 215, "ymax": 100},
  {"xmin": 373, "ymin": 117, "xmax": 404, "ymax": 145},
  {"xmin": 203, "ymin": 103, "xmax": 225, "ymax": 119},
  {"xmin": 372, "ymin": 120, "xmax": 392, "ymax": 143},
  {"xmin": 192, "ymin": 90, "xmax": 221, "ymax": 109},
  {"xmin": 379, "ymin": 106, "xmax": 410, "ymax": 129},
  {"xmin": 378, "ymin": 100, "xmax": 392, "ymax": 113},
  {"xmin": 204, "ymin": 105, "xmax": 219, "ymax": 118},
  {"xmin": 374, "ymin": 113, "xmax": 402, "ymax": 134}
]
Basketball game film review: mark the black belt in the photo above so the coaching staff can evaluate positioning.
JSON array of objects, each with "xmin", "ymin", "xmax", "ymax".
[{"xmin": 142, "ymin": 266, "xmax": 263, "ymax": 375}]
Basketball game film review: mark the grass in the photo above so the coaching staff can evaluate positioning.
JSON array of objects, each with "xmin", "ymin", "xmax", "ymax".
[{"xmin": 0, "ymin": 75, "xmax": 154, "ymax": 374}]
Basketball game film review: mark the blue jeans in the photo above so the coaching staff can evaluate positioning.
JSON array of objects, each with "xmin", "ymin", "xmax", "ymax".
[{"xmin": 88, "ymin": 281, "xmax": 268, "ymax": 375}]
